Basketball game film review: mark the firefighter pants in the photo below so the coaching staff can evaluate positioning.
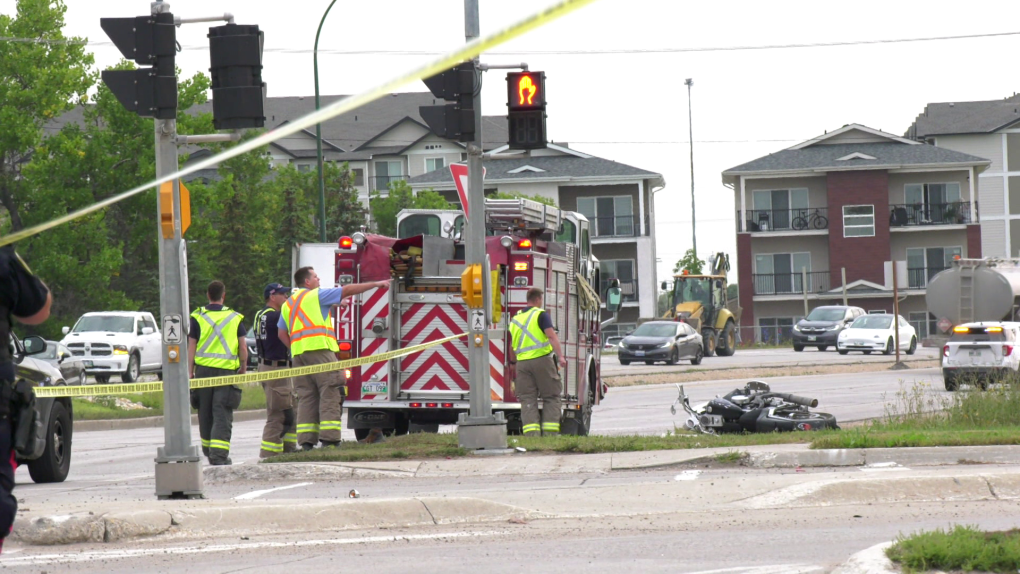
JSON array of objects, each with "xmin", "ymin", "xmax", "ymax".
[
  {"xmin": 195, "ymin": 365, "xmax": 242, "ymax": 463},
  {"xmin": 0, "ymin": 415, "xmax": 16, "ymax": 545},
  {"xmin": 514, "ymin": 353, "xmax": 562, "ymax": 436},
  {"xmin": 293, "ymin": 349, "xmax": 343, "ymax": 445},
  {"xmin": 259, "ymin": 363, "xmax": 296, "ymax": 458}
]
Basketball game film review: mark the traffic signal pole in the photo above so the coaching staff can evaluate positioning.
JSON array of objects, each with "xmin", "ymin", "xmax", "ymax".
[{"xmin": 456, "ymin": 0, "xmax": 507, "ymax": 450}]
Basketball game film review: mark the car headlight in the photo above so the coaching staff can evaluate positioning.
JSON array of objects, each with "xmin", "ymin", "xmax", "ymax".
[
  {"xmin": 793, "ymin": 324, "xmax": 801, "ymax": 332},
  {"xmin": 659, "ymin": 341, "xmax": 672, "ymax": 348},
  {"xmin": 113, "ymin": 345, "xmax": 129, "ymax": 355},
  {"xmin": 827, "ymin": 324, "xmax": 842, "ymax": 331}
]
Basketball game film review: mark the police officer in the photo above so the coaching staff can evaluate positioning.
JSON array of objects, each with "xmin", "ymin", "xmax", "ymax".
[
  {"xmin": 188, "ymin": 280, "xmax": 247, "ymax": 466},
  {"xmin": 278, "ymin": 267, "xmax": 385, "ymax": 450},
  {"xmin": 0, "ymin": 246, "xmax": 51, "ymax": 552},
  {"xmin": 254, "ymin": 283, "xmax": 296, "ymax": 458},
  {"xmin": 508, "ymin": 288, "xmax": 566, "ymax": 436}
]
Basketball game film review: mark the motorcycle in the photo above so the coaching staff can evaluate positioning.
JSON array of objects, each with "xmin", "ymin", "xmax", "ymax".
[{"xmin": 671, "ymin": 380, "xmax": 839, "ymax": 434}]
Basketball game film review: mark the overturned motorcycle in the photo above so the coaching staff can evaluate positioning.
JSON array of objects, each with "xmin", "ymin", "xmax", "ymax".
[{"xmin": 671, "ymin": 380, "xmax": 839, "ymax": 434}]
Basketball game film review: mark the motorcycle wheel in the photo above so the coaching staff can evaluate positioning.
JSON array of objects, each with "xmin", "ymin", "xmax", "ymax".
[{"xmin": 782, "ymin": 411, "xmax": 838, "ymax": 432}]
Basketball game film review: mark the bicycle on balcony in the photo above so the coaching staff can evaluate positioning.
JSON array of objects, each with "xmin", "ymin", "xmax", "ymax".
[{"xmin": 791, "ymin": 209, "xmax": 828, "ymax": 231}]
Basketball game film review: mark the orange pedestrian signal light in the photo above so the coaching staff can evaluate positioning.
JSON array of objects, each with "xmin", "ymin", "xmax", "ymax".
[{"xmin": 506, "ymin": 72, "xmax": 546, "ymax": 111}]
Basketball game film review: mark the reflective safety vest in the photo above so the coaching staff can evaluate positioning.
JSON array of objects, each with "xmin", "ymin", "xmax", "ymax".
[
  {"xmin": 509, "ymin": 307, "xmax": 552, "ymax": 362},
  {"xmin": 191, "ymin": 306, "xmax": 244, "ymax": 370},
  {"xmin": 281, "ymin": 288, "xmax": 339, "ymax": 356}
]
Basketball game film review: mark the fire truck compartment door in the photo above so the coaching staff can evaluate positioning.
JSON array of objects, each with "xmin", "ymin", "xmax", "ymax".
[{"xmin": 396, "ymin": 300, "xmax": 470, "ymax": 395}]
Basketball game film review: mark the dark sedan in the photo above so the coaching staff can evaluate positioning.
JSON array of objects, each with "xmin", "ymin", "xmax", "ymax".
[
  {"xmin": 39, "ymin": 340, "xmax": 85, "ymax": 386},
  {"xmin": 618, "ymin": 321, "xmax": 704, "ymax": 366},
  {"xmin": 792, "ymin": 305, "xmax": 865, "ymax": 352}
]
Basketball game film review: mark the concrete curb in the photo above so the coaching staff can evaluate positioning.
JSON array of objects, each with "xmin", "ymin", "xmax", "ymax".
[
  {"xmin": 830, "ymin": 541, "xmax": 897, "ymax": 574},
  {"xmin": 76, "ymin": 409, "xmax": 267, "ymax": 432},
  {"xmin": 12, "ymin": 496, "xmax": 541, "ymax": 546},
  {"xmin": 747, "ymin": 444, "xmax": 1020, "ymax": 469}
]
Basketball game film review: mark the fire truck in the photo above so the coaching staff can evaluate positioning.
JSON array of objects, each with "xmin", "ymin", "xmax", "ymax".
[{"xmin": 331, "ymin": 198, "xmax": 620, "ymax": 437}]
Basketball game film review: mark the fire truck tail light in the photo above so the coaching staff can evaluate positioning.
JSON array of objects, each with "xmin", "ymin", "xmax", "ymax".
[
  {"xmin": 517, "ymin": 239, "xmax": 532, "ymax": 249},
  {"xmin": 339, "ymin": 236, "xmax": 354, "ymax": 248},
  {"xmin": 426, "ymin": 402, "xmax": 438, "ymax": 408},
  {"xmin": 514, "ymin": 262, "xmax": 529, "ymax": 271},
  {"xmin": 338, "ymin": 341, "xmax": 353, "ymax": 352},
  {"xmin": 442, "ymin": 402, "xmax": 454, "ymax": 408},
  {"xmin": 410, "ymin": 402, "xmax": 422, "ymax": 408},
  {"xmin": 344, "ymin": 369, "xmax": 352, "ymax": 379}
]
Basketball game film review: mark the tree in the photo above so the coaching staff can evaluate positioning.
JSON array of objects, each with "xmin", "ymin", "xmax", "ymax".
[
  {"xmin": 323, "ymin": 162, "xmax": 366, "ymax": 238},
  {"xmin": 673, "ymin": 248, "xmax": 705, "ymax": 275},
  {"xmin": 490, "ymin": 191, "xmax": 557, "ymax": 207},
  {"xmin": 727, "ymin": 283, "xmax": 738, "ymax": 300},
  {"xmin": 0, "ymin": 0, "xmax": 94, "ymax": 234},
  {"xmin": 369, "ymin": 180, "xmax": 453, "ymax": 237},
  {"xmin": 272, "ymin": 164, "xmax": 317, "ymax": 281}
]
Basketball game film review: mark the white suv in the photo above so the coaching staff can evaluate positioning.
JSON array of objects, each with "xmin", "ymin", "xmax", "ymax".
[
  {"xmin": 60, "ymin": 312, "xmax": 163, "ymax": 383},
  {"xmin": 942, "ymin": 322, "xmax": 1020, "ymax": 391}
]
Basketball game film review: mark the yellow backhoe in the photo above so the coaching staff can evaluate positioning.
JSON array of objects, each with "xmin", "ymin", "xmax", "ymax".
[{"xmin": 661, "ymin": 252, "xmax": 740, "ymax": 356}]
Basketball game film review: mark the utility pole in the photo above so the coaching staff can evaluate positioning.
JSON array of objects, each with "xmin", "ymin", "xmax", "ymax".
[
  {"xmin": 457, "ymin": 0, "xmax": 507, "ymax": 450},
  {"xmin": 685, "ymin": 78, "xmax": 696, "ymax": 259},
  {"xmin": 313, "ymin": 0, "xmax": 338, "ymax": 242}
]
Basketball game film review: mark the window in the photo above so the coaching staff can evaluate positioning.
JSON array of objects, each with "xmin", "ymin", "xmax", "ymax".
[
  {"xmin": 425, "ymin": 157, "xmax": 445, "ymax": 173},
  {"xmin": 555, "ymin": 219, "xmax": 576, "ymax": 243},
  {"xmin": 577, "ymin": 196, "xmax": 634, "ymax": 237},
  {"xmin": 351, "ymin": 168, "xmax": 364, "ymax": 187},
  {"xmin": 602, "ymin": 323, "xmax": 635, "ymax": 338},
  {"xmin": 904, "ymin": 183, "xmax": 961, "ymax": 223},
  {"xmin": 142, "ymin": 317, "xmax": 156, "ymax": 334},
  {"xmin": 397, "ymin": 214, "xmax": 441, "ymax": 238},
  {"xmin": 374, "ymin": 161, "xmax": 403, "ymax": 190},
  {"xmin": 757, "ymin": 317, "xmax": 795, "ymax": 344},
  {"xmin": 843, "ymin": 205, "xmax": 875, "ymax": 237},
  {"xmin": 599, "ymin": 260, "xmax": 636, "ymax": 302},
  {"xmin": 751, "ymin": 188, "xmax": 809, "ymax": 230},
  {"xmin": 905, "ymin": 246, "xmax": 961, "ymax": 288},
  {"xmin": 297, "ymin": 164, "xmax": 311, "ymax": 173},
  {"xmin": 867, "ymin": 309, "xmax": 887, "ymax": 314},
  {"xmin": 753, "ymin": 252, "xmax": 811, "ymax": 294},
  {"xmin": 580, "ymin": 227, "xmax": 590, "ymax": 259}
]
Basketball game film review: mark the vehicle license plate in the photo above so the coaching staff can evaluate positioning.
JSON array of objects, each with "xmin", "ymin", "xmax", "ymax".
[
  {"xmin": 84, "ymin": 360, "xmax": 93, "ymax": 367},
  {"xmin": 634, "ymin": 350, "xmax": 645, "ymax": 356},
  {"xmin": 969, "ymin": 351, "xmax": 981, "ymax": 357},
  {"xmin": 807, "ymin": 336, "xmax": 817, "ymax": 341},
  {"xmin": 362, "ymin": 383, "xmax": 387, "ymax": 394}
]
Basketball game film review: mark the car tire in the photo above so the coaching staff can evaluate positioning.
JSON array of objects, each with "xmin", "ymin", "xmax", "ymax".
[
  {"xmin": 95, "ymin": 375, "xmax": 110, "ymax": 384},
  {"xmin": 669, "ymin": 348, "xmax": 680, "ymax": 365},
  {"xmin": 906, "ymin": 337, "xmax": 917, "ymax": 355},
  {"xmin": 122, "ymin": 353, "xmax": 140, "ymax": 383},
  {"xmin": 28, "ymin": 401, "xmax": 72, "ymax": 484},
  {"xmin": 793, "ymin": 344, "xmax": 804, "ymax": 352},
  {"xmin": 619, "ymin": 359, "xmax": 630, "ymax": 366},
  {"xmin": 838, "ymin": 349, "xmax": 849, "ymax": 355},
  {"xmin": 690, "ymin": 347, "xmax": 703, "ymax": 365},
  {"xmin": 943, "ymin": 371, "xmax": 958, "ymax": 391},
  {"xmin": 883, "ymin": 338, "xmax": 894, "ymax": 355},
  {"xmin": 817, "ymin": 345, "xmax": 828, "ymax": 352},
  {"xmin": 644, "ymin": 361, "xmax": 654, "ymax": 365}
]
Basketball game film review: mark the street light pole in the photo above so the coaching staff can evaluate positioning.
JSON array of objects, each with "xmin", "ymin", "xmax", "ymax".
[
  {"xmin": 685, "ymin": 78, "xmax": 696, "ymax": 259},
  {"xmin": 313, "ymin": 0, "xmax": 338, "ymax": 243}
]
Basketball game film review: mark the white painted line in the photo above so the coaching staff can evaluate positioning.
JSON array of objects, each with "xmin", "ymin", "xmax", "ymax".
[
  {"xmin": 1, "ymin": 531, "xmax": 500, "ymax": 566},
  {"xmin": 860, "ymin": 462, "xmax": 909, "ymax": 472},
  {"xmin": 233, "ymin": 482, "xmax": 313, "ymax": 500},
  {"xmin": 674, "ymin": 470, "xmax": 701, "ymax": 481},
  {"xmin": 686, "ymin": 565, "xmax": 824, "ymax": 574}
]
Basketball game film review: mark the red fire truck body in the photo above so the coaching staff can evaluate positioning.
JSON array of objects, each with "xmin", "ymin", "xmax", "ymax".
[{"xmin": 333, "ymin": 199, "xmax": 609, "ymax": 437}]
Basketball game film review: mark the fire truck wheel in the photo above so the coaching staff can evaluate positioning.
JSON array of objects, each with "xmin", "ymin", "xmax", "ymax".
[
  {"xmin": 506, "ymin": 413, "xmax": 523, "ymax": 435},
  {"xmin": 354, "ymin": 428, "xmax": 370, "ymax": 441}
]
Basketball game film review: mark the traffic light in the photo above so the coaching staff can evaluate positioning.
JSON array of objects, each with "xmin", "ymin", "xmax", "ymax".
[
  {"xmin": 420, "ymin": 63, "xmax": 476, "ymax": 142},
  {"xmin": 100, "ymin": 13, "xmax": 178, "ymax": 119},
  {"xmin": 208, "ymin": 24, "xmax": 266, "ymax": 130},
  {"xmin": 506, "ymin": 71, "xmax": 547, "ymax": 150}
]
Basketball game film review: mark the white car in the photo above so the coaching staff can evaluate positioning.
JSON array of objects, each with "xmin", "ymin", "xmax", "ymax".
[
  {"xmin": 836, "ymin": 314, "xmax": 917, "ymax": 356},
  {"xmin": 60, "ymin": 311, "xmax": 163, "ymax": 383},
  {"xmin": 942, "ymin": 322, "xmax": 1020, "ymax": 391}
]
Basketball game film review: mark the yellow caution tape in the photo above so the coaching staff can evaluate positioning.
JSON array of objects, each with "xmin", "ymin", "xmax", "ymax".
[
  {"xmin": 34, "ymin": 333, "xmax": 466, "ymax": 398},
  {"xmin": 0, "ymin": 0, "xmax": 597, "ymax": 249}
]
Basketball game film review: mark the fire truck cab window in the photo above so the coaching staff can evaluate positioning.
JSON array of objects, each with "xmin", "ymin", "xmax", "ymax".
[
  {"xmin": 454, "ymin": 215, "xmax": 466, "ymax": 236},
  {"xmin": 556, "ymin": 220, "xmax": 576, "ymax": 243},
  {"xmin": 398, "ymin": 214, "xmax": 442, "ymax": 238}
]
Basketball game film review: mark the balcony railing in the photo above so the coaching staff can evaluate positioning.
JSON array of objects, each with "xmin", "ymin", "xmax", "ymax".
[
  {"xmin": 592, "ymin": 215, "xmax": 636, "ymax": 238},
  {"xmin": 889, "ymin": 201, "xmax": 975, "ymax": 227},
  {"xmin": 600, "ymin": 279, "xmax": 638, "ymax": 303},
  {"xmin": 371, "ymin": 175, "xmax": 407, "ymax": 191},
  {"xmin": 752, "ymin": 271, "xmax": 832, "ymax": 295},
  {"xmin": 907, "ymin": 266, "xmax": 948, "ymax": 289},
  {"xmin": 737, "ymin": 207, "xmax": 829, "ymax": 233}
]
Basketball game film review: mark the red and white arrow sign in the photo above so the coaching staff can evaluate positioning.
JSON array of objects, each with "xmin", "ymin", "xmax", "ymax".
[{"xmin": 449, "ymin": 163, "xmax": 485, "ymax": 219}]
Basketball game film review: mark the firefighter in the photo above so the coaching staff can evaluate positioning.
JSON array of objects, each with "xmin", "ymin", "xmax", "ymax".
[
  {"xmin": 0, "ymin": 246, "xmax": 51, "ymax": 553},
  {"xmin": 254, "ymin": 283, "xmax": 296, "ymax": 458},
  {"xmin": 278, "ymin": 266, "xmax": 386, "ymax": 450},
  {"xmin": 508, "ymin": 287, "xmax": 567, "ymax": 436},
  {"xmin": 188, "ymin": 280, "xmax": 247, "ymax": 466}
]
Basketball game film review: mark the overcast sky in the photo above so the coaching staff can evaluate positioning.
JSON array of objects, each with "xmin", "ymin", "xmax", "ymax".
[{"xmin": 5, "ymin": 0, "xmax": 1020, "ymax": 285}]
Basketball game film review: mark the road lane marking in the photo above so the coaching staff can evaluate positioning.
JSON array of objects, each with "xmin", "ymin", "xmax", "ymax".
[
  {"xmin": 1, "ymin": 531, "xmax": 501, "ymax": 566},
  {"xmin": 674, "ymin": 470, "xmax": 701, "ymax": 481},
  {"xmin": 234, "ymin": 482, "xmax": 313, "ymax": 500}
]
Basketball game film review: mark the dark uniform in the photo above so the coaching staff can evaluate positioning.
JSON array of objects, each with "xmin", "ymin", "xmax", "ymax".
[
  {"xmin": 189, "ymin": 304, "xmax": 246, "ymax": 465},
  {"xmin": 254, "ymin": 286, "xmax": 297, "ymax": 458},
  {"xmin": 0, "ymin": 246, "xmax": 49, "ymax": 549}
]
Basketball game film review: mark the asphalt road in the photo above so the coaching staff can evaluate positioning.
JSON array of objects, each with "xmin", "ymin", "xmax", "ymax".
[{"xmin": 601, "ymin": 345, "xmax": 939, "ymax": 376}]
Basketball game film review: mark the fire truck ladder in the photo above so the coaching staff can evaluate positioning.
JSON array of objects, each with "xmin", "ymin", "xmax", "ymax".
[{"xmin": 484, "ymin": 198, "xmax": 563, "ymax": 234}]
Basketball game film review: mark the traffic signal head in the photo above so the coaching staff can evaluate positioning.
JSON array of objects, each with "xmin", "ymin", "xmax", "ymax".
[
  {"xmin": 506, "ymin": 71, "xmax": 547, "ymax": 151},
  {"xmin": 100, "ymin": 12, "xmax": 177, "ymax": 120},
  {"xmin": 420, "ymin": 62, "xmax": 476, "ymax": 142},
  {"xmin": 208, "ymin": 24, "xmax": 266, "ymax": 130}
]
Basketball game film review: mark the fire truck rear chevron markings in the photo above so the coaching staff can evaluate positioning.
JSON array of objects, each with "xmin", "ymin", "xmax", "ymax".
[
  {"xmin": 405, "ymin": 352, "xmax": 467, "ymax": 391},
  {"xmin": 489, "ymin": 340, "xmax": 505, "ymax": 401},
  {"xmin": 361, "ymin": 287, "xmax": 389, "ymax": 324},
  {"xmin": 402, "ymin": 305, "xmax": 467, "ymax": 341}
]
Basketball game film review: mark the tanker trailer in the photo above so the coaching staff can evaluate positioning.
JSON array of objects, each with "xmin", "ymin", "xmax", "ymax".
[{"xmin": 925, "ymin": 259, "xmax": 1020, "ymax": 332}]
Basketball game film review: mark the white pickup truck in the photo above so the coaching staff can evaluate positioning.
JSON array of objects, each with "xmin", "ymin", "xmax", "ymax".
[{"xmin": 60, "ymin": 311, "xmax": 163, "ymax": 383}]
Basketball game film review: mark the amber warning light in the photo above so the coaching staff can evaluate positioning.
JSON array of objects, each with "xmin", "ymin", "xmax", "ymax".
[{"xmin": 507, "ymin": 72, "xmax": 546, "ymax": 111}]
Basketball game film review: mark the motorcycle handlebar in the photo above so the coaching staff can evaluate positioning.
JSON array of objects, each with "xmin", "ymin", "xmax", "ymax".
[{"xmin": 770, "ymin": 392, "xmax": 818, "ymax": 408}]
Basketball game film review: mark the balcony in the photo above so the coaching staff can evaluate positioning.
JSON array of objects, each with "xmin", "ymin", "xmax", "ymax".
[
  {"xmin": 889, "ymin": 201, "xmax": 975, "ymax": 228},
  {"xmin": 907, "ymin": 266, "xmax": 948, "ymax": 289},
  {"xmin": 600, "ymin": 279, "xmax": 638, "ymax": 303},
  {"xmin": 371, "ymin": 175, "xmax": 407, "ymax": 191},
  {"xmin": 737, "ymin": 208, "xmax": 829, "ymax": 233},
  {"xmin": 752, "ymin": 271, "xmax": 832, "ymax": 296},
  {"xmin": 592, "ymin": 215, "xmax": 637, "ymax": 238}
]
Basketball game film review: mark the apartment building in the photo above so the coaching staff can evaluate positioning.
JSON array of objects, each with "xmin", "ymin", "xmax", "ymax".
[{"xmin": 723, "ymin": 124, "xmax": 989, "ymax": 343}]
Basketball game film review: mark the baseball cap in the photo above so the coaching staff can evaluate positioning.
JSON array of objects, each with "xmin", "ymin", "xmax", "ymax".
[{"xmin": 264, "ymin": 283, "xmax": 290, "ymax": 299}]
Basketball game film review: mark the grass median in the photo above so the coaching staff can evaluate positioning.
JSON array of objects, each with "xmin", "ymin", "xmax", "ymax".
[
  {"xmin": 886, "ymin": 525, "xmax": 1020, "ymax": 573},
  {"xmin": 71, "ymin": 385, "xmax": 267, "ymax": 420}
]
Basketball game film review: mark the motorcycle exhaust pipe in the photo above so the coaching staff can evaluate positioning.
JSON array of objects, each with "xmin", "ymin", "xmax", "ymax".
[{"xmin": 773, "ymin": 393, "xmax": 818, "ymax": 408}]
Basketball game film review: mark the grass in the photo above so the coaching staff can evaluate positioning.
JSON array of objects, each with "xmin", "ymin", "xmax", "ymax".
[
  {"xmin": 886, "ymin": 525, "xmax": 1020, "ymax": 573},
  {"xmin": 72, "ymin": 385, "xmax": 268, "ymax": 420}
]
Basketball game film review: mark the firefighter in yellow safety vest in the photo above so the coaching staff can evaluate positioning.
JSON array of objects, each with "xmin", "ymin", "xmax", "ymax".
[{"xmin": 508, "ymin": 287, "xmax": 567, "ymax": 436}]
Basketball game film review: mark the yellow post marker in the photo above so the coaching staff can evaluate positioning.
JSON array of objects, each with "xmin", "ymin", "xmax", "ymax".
[
  {"xmin": 461, "ymin": 263, "xmax": 484, "ymax": 309},
  {"xmin": 158, "ymin": 181, "xmax": 191, "ymax": 239}
]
